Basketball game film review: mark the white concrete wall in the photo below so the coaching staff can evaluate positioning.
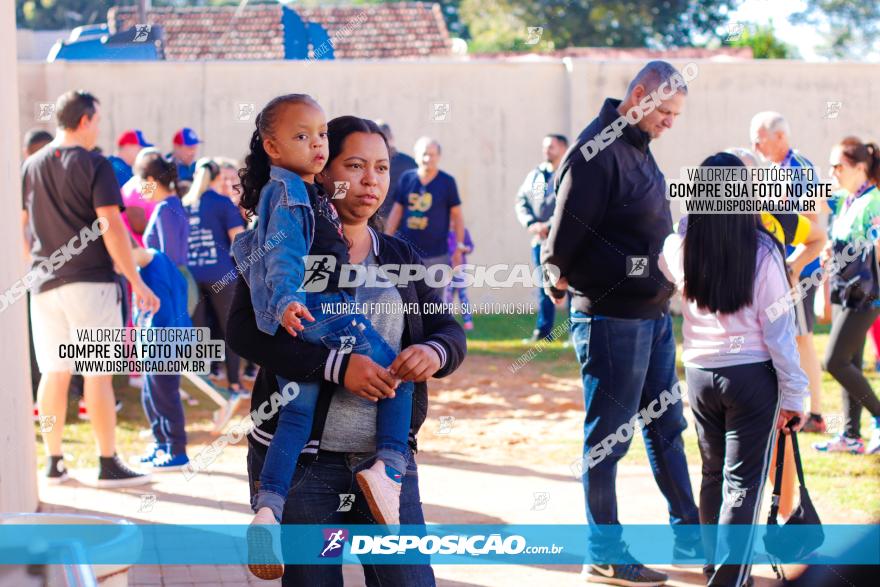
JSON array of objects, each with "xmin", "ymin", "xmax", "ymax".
[
  {"xmin": 15, "ymin": 59, "xmax": 880, "ymax": 305},
  {"xmin": 3, "ymin": 4, "xmax": 39, "ymax": 514},
  {"xmin": 16, "ymin": 29, "xmax": 68, "ymax": 61}
]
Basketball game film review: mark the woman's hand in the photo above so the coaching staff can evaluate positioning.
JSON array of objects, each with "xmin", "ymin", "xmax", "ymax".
[
  {"xmin": 343, "ymin": 354, "xmax": 398, "ymax": 402},
  {"xmin": 776, "ymin": 409, "xmax": 805, "ymax": 433},
  {"xmin": 389, "ymin": 344, "xmax": 442, "ymax": 382}
]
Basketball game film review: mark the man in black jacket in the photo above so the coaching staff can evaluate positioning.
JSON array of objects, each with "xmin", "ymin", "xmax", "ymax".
[{"xmin": 542, "ymin": 61, "xmax": 700, "ymax": 586}]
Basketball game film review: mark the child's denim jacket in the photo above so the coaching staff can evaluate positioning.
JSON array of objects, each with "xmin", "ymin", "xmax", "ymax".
[{"xmin": 232, "ymin": 165, "xmax": 313, "ymax": 335}]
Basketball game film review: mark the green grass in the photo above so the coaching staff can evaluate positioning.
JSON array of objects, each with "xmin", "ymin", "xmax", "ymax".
[
  {"xmin": 462, "ymin": 312, "xmax": 879, "ymax": 520},
  {"xmin": 36, "ymin": 313, "xmax": 879, "ymax": 520},
  {"xmin": 34, "ymin": 375, "xmax": 225, "ymax": 471}
]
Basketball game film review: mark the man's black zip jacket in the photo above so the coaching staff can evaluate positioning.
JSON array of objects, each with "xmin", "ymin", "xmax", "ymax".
[{"xmin": 541, "ymin": 97, "xmax": 675, "ymax": 319}]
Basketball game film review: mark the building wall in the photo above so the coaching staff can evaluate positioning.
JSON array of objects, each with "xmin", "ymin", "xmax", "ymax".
[
  {"xmin": 3, "ymin": 4, "xmax": 39, "ymax": 514},
  {"xmin": 16, "ymin": 59, "xmax": 880, "ymax": 305},
  {"xmin": 16, "ymin": 29, "xmax": 69, "ymax": 61}
]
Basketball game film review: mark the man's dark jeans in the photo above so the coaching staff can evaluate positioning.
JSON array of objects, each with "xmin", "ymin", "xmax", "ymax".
[
  {"xmin": 247, "ymin": 437, "xmax": 436, "ymax": 587},
  {"xmin": 532, "ymin": 243, "xmax": 557, "ymax": 338},
  {"xmin": 570, "ymin": 310, "xmax": 699, "ymax": 560}
]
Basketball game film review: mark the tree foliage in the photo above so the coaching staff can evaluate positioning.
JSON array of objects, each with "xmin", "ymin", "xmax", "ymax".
[
  {"xmin": 730, "ymin": 22, "xmax": 796, "ymax": 59},
  {"xmin": 793, "ymin": 0, "xmax": 880, "ymax": 59},
  {"xmin": 460, "ymin": 0, "xmax": 739, "ymax": 53},
  {"xmin": 17, "ymin": 0, "xmax": 116, "ymax": 29}
]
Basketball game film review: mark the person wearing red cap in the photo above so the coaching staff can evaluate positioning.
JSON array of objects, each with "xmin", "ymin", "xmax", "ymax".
[
  {"xmin": 109, "ymin": 129, "xmax": 153, "ymax": 187},
  {"xmin": 168, "ymin": 127, "xmax": 201, "ymax": 183}
]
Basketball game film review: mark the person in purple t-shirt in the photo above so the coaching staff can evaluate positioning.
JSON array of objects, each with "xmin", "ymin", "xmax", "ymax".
[{"xmin": 138, "ymin": 150, "xmax": 189, "ymax": 267}]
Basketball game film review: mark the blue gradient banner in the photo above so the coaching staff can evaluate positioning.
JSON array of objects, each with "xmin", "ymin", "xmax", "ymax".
[{"xmin": 0, "ymin": 524, "xmax": 876, "ymax": 565}]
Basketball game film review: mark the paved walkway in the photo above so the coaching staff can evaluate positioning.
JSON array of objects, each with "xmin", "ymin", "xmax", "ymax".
[
  {"xmin": 36, "ymin": 355, "xmax": 790, "ymax": 586},
  {"xmin": 38, "ymin": 448, "xmax": 782, "ymax": 586}
]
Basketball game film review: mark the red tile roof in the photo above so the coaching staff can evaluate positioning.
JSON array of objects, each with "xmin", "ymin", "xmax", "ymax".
[{"xmin": 109, "ymin": 3, "xmax": 452, "ymax": 61}]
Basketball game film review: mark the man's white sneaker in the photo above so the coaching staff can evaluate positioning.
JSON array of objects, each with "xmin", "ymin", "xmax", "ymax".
[{"xmin": 355, "ymin": 459, "xmax": 402, "ymax": 526}]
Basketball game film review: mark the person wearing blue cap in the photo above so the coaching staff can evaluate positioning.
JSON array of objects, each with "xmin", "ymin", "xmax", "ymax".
[
  {"xmin": 109, "ymin": 129, "xmax": 152, "ymax": 187},
  {"xmin": 168, "ymin": 127, "xmax": 201, "ymax": 183}
]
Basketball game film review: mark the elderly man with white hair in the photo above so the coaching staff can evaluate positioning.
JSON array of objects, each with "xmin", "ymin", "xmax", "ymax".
[{"xmin": 750, "ymin": 111, "xmax": 828, "ymax": 434}]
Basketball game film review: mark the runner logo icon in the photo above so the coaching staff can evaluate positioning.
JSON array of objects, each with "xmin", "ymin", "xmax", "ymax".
[
  {"xmin": 319, "ymin": 528, "xmax": 349, "ymax": 558},
  {"xmin": 300, "ymin": 255, "xmax": 337, "ymax": 292}
]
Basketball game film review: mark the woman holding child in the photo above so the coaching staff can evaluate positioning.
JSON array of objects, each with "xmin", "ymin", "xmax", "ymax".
[{"xmin": 226, "ymin": 95, "xmax": 466, "ymax": 586}]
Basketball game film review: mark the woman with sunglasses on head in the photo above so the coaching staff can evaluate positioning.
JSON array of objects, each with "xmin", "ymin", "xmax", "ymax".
[{"xmin": 813, "ymin": 137, "xmax": 880, "ymax": 455}]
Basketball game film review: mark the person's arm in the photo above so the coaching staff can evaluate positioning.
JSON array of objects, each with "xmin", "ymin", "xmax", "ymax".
[
  {"xmin": 226, "ymin": 276, "xmax": 396, "ymax": 400},
  {"xmin": 222, "ymin": 196, "xmax": 247, "ymax": 244},
  {"xmin": 540, "ymin": 155, "xmax": 611, "ymax": 295},
  {"xmin": 464, "ymin": 229, "xmax": 474, "ymax": 254},
  {"xmin": 126, "ymin": 206, "xmax": 148, "ymax": 235},
  {"xmin": 97, "ymin": 205, "xmax": 159, "ymax": 314},
  {"xmin": 21, "ymin": 210, "xmax": 30, "ymax": 259},
  {"xmin": 658, "ymin": 233, "xmax": 683, "ymax": 290},
  {"xmin": 757, "ymin": 247, "xmax": 809, "ymax": 418},
  {"xmin": 385, "ymin": 202, "xmax": 404, "ymax": 235},
  {"xmin": 786, "ymin": 214, "xmax": 826, "ymax": 278},
  {"xmin": 389, "ymin": 245, "xmax": 467, "ymax": 382},
  {"xmin": 228, "ymin": 225, "xmax": 245, "ymax": 243},
  {"xmin": 21, "ymin": 166, "xmax": 32, "ymax": 259},
  {"xmin": 450, "ymin": 204, "xmax": 465, "ymax": 266},
  {"xmin": 262, "ymin": 202, "xmax": 312, "ymax": 325}
]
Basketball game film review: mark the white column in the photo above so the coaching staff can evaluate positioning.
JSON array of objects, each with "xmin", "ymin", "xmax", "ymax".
[{"xmin": 0, "ymin": 0, "xmax": 38, "ymax": 513}]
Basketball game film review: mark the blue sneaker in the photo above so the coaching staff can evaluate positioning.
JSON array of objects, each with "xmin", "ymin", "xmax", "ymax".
[
  {"xmin": 135, "ymin": 443, "xmax": 168, "ymax": 465},
  {"xmin": 150, "ymin": 452, "xmax": 190, "ymax": 472},
  {"xmin": 232, "ymin": 385, "xmax": 251, "ymax": 400}
]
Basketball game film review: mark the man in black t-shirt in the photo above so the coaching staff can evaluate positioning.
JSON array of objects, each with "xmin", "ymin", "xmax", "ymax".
[{"xmin": 21, "ymin": 90, "xmax": 159, "ymax": 488}]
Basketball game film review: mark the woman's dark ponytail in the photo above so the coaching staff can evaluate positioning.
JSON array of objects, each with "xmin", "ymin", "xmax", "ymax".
[
  {"xmin": 866, "ymin": 142, "xmax": 880, "ymax": 186},
  {"xmin": 238, "ymin": 127, "xmax": 271, "ymax": 217},
  {"xmin": 238, "ymin": 93, "xmax": 320, "ymax": 218},
  {"xmin": 838, "ymin": 136, "xmax": 880, "ymax": 188}
]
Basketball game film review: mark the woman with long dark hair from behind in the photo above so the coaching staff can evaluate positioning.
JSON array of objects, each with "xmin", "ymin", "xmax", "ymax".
[
  {"xmin": 660, "ymin": 152, "xmax": 807, "ymax": 587},
  {"xmin": 813, "ymin": 137, "xmax": 880, "ymax": 455}
]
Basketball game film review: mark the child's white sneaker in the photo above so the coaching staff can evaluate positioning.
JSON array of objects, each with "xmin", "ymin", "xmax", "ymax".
[
  {"xmin": 247, "ymin": 507, "xmax": 283, "ymax": 580},
  {"xmin": 356, "ymin": 459, "xmax": 402, "ymax": 526}
]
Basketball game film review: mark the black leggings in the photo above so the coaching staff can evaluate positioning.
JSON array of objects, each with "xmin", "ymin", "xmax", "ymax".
[
  {"xmin": 686, "ymin": 361, "xmax": 780, "ymax": 587},
  {"xmin": 824, "ymin": 304, "xmax": 880, "ymax": 438},
  {"xmin": 193, "ymin": 281, "xmax": 240, "ymax": 386}
]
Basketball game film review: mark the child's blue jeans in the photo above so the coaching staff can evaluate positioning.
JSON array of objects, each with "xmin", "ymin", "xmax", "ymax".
[{"xmin": 254, "ymin": 290, "xmax": 413, "ymax": 520}]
